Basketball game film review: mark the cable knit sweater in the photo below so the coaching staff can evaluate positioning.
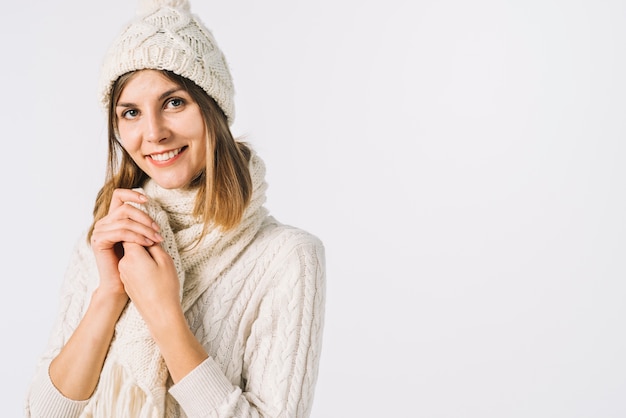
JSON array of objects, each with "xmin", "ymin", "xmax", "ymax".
[{"xmin": 25, "ymin": 158, "xmax": 325, "ymax": 417}]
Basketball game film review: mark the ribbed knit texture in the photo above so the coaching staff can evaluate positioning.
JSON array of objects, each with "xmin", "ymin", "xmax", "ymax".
[
  {"xmin": 98, "ymin": 0, "xmax": 235, "ymax": 124},
  {"xmin": 25, "ymin": 152, "xmax": 326, "ymax": 418}
]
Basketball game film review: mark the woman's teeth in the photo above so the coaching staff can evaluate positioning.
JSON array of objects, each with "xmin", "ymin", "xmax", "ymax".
[{"xmin": 150, "ymin": 148, "xmax": 182, "ymax": 162}]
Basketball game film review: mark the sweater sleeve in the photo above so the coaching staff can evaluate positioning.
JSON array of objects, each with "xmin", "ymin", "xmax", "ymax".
[
  {"xmin": 25, "ymin": 235, "xmax": 96, "ymax": 418},
  {"xmin": 169, "ymin": 235, "xmax": 326, "ymax": 418}
]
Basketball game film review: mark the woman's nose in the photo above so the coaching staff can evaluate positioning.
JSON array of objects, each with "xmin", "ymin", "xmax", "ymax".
[{"xmin": 144, "ymin": 111, "xmax": 168, "ymax": 143}]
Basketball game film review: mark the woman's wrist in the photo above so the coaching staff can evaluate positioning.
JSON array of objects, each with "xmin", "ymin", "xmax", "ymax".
[
  {"xmin": 92, "ymin": 285, "xmax": 129, "ymax": 316},
  {"xmin": 151, "ymin": 314, "xmax": 208, "ymax": 383}
]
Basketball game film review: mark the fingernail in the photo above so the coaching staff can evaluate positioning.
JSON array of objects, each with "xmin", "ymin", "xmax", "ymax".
[
  {"xmin": 145, "ymin": 239, "xmax": 154, "ymax": 245},
  {"xmin": 155, "ymin": 233, "xmax": 163, "ymax": 242},
  {"xmin": 139, "ymin": 194, "xmax": 147, "ymax": 201},
  {"xmin": 152, "ymin": 222, "xmax": 160, "ymax": 230}
]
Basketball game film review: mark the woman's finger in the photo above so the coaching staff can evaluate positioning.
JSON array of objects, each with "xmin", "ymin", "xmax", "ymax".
[
  {"xmin": 106, "ymin": 203, "xmax": 160, "ymax": 234},
  {"xmin": 92, "ymin": 209, "xmax": 163, "ymax": 251},
  {"xmin": 108, "ymin": 188, "xmax": 148, "ymax": 212},
  {"xmin": 92, "ymin": 226, "xmax": 156, "ymax": 249},
  {"xmin": 145, "ymin": 243, "xmax": 171, "ymax": 265}
]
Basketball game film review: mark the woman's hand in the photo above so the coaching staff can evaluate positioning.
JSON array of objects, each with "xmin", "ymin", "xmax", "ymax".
[
  {"xmin": 119, "ymin": 242, "xmax": 209, "ymax": 383},
  {"xmin": 90, "ymin": 189, "xmax": 163, "ymax": 296},
  {"xmin": 48, "ymin": 189, "xmax": 163, "ymax": 400},
  {"xmin": 118, "ymin": 242, "xmax": 182, "ymax": 327}
]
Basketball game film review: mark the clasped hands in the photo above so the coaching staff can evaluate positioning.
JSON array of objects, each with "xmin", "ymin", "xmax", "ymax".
[{"xmin": 90, "ymin": 188, "xmax": 182, "ymax": 327}]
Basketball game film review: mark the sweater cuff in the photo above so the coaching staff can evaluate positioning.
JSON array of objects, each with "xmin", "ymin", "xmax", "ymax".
[
  {"xmin": 28, "ymin": 363, "xmax": 89, "ymax": 418},
  {"xmin": 169, "ymin": 357, "xmax": 235, "ymax": 416}
]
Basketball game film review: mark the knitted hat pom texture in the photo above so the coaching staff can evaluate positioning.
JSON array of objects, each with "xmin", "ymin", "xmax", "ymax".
[
  {"xmin": 99, "ymin": 0, "xmax": 235, "ymax": 125},
  {"xmin": 137, "ymin": 0, "xmax": 190, "ymax": 16}
]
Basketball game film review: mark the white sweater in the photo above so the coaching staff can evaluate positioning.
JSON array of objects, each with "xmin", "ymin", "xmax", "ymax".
[{"xmin": 25, "ymin": 216, "xmax": 325, "ymax": 417}]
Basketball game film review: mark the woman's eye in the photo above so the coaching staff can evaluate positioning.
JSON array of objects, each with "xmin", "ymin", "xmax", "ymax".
[
  {"xmin": 122, "ymin": 109, "xmax": 139, "ymax": 119},
  {"xmin": 167, "ymin": 98, "xmax": 184, "ymax": 108}
]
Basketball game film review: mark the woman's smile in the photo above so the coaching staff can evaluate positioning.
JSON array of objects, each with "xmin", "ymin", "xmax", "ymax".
[{"xmin": 147, "ymin": 146, "xmax": 187, "ymax": 164}]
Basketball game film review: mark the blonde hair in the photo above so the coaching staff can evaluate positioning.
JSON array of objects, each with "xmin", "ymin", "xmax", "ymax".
[{"xmin": 88, "ymin": 70, "xmax": 252, "ymax": 243}]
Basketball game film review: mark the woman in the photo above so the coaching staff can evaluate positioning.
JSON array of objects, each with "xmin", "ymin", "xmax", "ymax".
[{"xmin": 25, "ymin": 1, "xmax": 325, "ymax": 417}]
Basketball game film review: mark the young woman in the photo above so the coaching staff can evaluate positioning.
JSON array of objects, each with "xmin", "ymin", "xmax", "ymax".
[{"xmin": 25, "ymin": 1, "xmax": 325, "ymax": 417}]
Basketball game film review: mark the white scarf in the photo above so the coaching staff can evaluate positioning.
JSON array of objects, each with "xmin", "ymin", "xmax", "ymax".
[{"xmin": 81, "ymin": 153, "xmax": 268, "ymax": 417}]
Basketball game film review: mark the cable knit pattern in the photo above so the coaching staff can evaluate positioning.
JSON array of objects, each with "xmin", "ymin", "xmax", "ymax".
[{"xmin": 25, "ymin": 153, "xmax": 326, "ymax": 418}]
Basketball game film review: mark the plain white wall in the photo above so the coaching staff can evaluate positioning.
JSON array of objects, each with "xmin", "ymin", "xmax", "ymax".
[{"xmin": 2, "ymin": 0, "xmax": 626, "ymax": 416}]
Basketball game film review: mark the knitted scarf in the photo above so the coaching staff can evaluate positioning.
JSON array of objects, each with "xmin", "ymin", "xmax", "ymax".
[{"xmin": 80, "ymin": 153, "xmax": 268, "ymax": 418}]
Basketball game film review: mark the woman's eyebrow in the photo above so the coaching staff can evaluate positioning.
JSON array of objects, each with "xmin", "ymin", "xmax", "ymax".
[{"xmin": 159, "ymin": 88, "xmax": 184, "ymax": 100}]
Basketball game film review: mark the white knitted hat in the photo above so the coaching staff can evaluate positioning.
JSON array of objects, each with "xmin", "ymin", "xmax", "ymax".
[{"xmin": 98, "ymin": 0, "xmax": 235, "ymax": 124}]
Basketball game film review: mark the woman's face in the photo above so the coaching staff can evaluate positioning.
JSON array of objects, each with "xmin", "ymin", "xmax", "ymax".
[{"xmin": 115, "ymin": 69, "xmax": 207, "ymax": 189}]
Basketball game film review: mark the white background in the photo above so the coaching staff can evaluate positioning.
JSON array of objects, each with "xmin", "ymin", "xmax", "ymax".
[{"xmin": 2, "ymin": 0, "xmax": 626, "ymax": 417}]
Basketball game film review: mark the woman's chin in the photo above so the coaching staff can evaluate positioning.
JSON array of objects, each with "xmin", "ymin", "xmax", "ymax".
[{"xmin": 151, "ymin": 176, "xmax": 193, "ymax": 190}]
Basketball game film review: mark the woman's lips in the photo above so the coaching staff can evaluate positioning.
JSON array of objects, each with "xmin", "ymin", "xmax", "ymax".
[
  {"xmin": 146, "ymin": 146, "xmax": 187, "ymax": 166},
  {"xmin": 149, "ymin": 147, "xmax": 184, "ymax": 162}
]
